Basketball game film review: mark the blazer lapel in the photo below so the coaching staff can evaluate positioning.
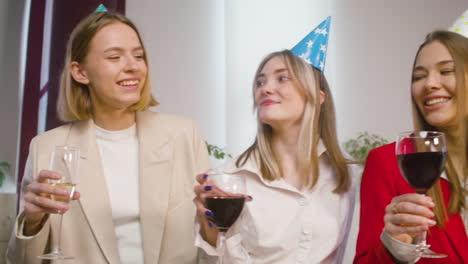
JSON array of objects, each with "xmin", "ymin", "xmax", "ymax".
[
  {"xmin": 67, "ymin": 120, "xmax": 120, "ymax": 263},
  {"xmin": 137, "ymin": 111, "xmax": 174, "ymax": 263}
]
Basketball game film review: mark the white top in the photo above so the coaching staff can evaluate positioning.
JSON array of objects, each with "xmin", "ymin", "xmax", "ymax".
[
  {"xmin": 195, "ymin": 141, "xmax": 358, "ymax": 264},
  {"xmin": 95, "ymin": 124, "xmax": 143, "ymax": 264}
]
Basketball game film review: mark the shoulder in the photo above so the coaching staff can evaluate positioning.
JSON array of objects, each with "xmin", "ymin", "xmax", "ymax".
[
  {"xmin": 30, "ymin": 122, "xmax": 76, "ymax": 146},
  {"xmin": 138, "ymin": 110, "xmax": 197, "ymax": 132},
  {"xmin": 367, "ymin": 142, "xmax": 396, "ymax": 159},
  {"xmin": 216, "ymin": 158, "xmax": 239, "ymax": 172},
  {"xmin": 362, "ymin": 142, "xmax": 401, "ymax": 184}
]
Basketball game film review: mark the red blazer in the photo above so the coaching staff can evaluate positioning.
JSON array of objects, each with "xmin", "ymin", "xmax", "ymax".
[{"xmin": 354, "ymin": 142, "xmax": 468, "ymax": 263}]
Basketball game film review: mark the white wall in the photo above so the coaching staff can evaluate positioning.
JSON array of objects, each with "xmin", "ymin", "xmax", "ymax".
[
  {"xmin": 128, "ymin": 1, "xmax": 466, "ymax": 158},
  {"xmin": 224, "ymin": 0, "xmax": 333, "ymax": 155},
  {"xmin": 127, "ymin": 0, "xmax": 227, "ymax": 152},
  {"xmin": 333, "ymin": 0, "xmax": 466, "ymax": 142}
]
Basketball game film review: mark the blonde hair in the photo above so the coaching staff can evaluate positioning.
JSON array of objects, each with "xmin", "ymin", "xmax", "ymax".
[
  {"xmin": 411, "ymin": 30, "xmax": 468, "ymax": 225},
  {"xmin": 57, "ymin": 12, "xmax": 158, "ymax": 121},
  {"xmin": 237, "ymin": 50, "xmax": 352, "ymax": 193}
]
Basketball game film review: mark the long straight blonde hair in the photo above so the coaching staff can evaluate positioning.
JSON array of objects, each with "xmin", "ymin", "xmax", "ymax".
[
  {"xmin": 411, "ymin": 30, "xmax": 468, "ymax": 225},
  {"xmin": 236, "ymin": 50, "xmax": 352, "ymax": 193}
]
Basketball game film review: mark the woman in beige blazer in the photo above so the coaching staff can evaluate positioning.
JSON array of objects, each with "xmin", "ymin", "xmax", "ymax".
[{"xmin": 7, "ymin": 12, "xmax": 210, "ymax": 264}]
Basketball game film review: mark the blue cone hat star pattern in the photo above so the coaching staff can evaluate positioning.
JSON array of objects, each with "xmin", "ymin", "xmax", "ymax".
[
  {"xmin": 94, "ymin": 4, "xmax": 108, "ymax": 13},
  {"xmin": 291, "ymin": 16, "xmax": 331, "ymax": 72}
]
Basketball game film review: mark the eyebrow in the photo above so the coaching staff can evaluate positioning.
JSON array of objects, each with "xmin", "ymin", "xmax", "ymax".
[
  {"xmin": 413, "ymin": 60, "xmax": 454, "ymax": 71},
  {"xmin": 103, "ymin": 46, "xmax": 144, "ymax": 53},
  {"xmin": 256, "ymin": 68, "xmax": 288, "ymax": 78}
]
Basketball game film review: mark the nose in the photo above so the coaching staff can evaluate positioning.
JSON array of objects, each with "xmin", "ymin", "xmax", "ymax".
[
  {"xmin": 424, "ymin": 72, "xmax": 442, "ymax": 90},
  {"xmin": 123, "ymin": 56, "xmax": 139, "ymax": 72},
  {"xmin": 259, "ymin": 81, "xmax": 274, "ymax": 95}
]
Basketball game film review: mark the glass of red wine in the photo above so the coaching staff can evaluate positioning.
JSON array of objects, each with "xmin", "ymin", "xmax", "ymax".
[
  {"xmin": 204, "ymin": 172, "xmax": 246, "ymax": 263},
  {"xmin": 396, "ymin": 131, "xmax": 447, "ymax": 258}
]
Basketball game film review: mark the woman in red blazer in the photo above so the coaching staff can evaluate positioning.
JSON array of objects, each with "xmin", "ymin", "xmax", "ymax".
[{"xmin": 354, "ymin": 30, "xmax": 468, "ymax": 263}]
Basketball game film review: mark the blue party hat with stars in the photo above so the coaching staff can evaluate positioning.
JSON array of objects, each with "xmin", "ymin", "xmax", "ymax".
[
  {"xmin": 448, "ymin": 9, "xmax": 468, "ymax": 38},
  {"xmin": 94, "ymin": 4, "xmax": 108, "ymax": 13},
  {"xmin": 291, "ymin": 16, "xmax": 331, "ymax": 72}
]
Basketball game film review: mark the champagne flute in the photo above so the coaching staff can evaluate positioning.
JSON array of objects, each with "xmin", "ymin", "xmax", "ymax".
[
  {"xmin": 205, "ymin": 173, "xmax": 246, "ymax": 264},
  {"xmin": 396, "ymin": 131, "xmax": 447, "ymax": 258},
  {"xmin": 38, "ymin": 146, "xmax": 79, "ymax": 260}
]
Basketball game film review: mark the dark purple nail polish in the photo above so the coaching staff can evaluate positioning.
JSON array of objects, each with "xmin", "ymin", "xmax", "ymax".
[
  {"xmin": 204, "ymin": 186, "xmax": 212, "ymax": 191},
  {"xmin": 203, "ymin": 174, "xmax": 208, "ymax": 179},
  {"xmin": 205, "ymin": 211, "xmax": 214, "ymax": 217},
  {"xmin": 247, "ymin": 195, "xmax": 253, "ymax": 201},
  {"xmin": 208, "ymin": 222, "xmax": 213, "ymax": 228}
]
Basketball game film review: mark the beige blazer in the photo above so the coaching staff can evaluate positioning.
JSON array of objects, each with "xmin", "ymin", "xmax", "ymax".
[{"xmin": 7, "ymin": 111, "xmax": 211, "ymax": 264}]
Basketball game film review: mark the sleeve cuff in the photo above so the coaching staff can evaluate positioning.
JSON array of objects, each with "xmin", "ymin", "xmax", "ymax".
[
  {"xmin": 380, "ymin": 231, "xmax": 420, "ymax": 263},
  {"xmin": 15, "ymin": 212, "xmax": 49, "ymax": 239},
  {"xmin": 194, "ymin": 221, "xmax": 219, "ymax": 256},
  {"xmin": 194, "ymin": 220, "xmax": 245, "ymax": 261}
]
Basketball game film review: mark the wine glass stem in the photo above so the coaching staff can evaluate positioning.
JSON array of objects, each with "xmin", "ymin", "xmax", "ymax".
[
  {"xmin": 218, "ymin": 232, "xmax": 226, "ymax": 264},
  {"xmin": 51, "ymin": 214, "xmax": 65, "ymax": 254},
  {"xmin": 415, "ymin": 230, "xmax": 428, "ymax": 250}
]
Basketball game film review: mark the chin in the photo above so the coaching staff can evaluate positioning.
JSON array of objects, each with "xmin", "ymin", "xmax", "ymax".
[
  {"xmin": 425, "ymin": 118, "xmax": 456, "ymax": 129},
  {"xmin": 123, "ymin": 95, "xmax": 141, "ymax": 105}
]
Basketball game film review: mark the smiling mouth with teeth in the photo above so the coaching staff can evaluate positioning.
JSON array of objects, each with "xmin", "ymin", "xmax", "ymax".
[
  {"xmin": 425, "ymin": 97, "xmax": 449, "ymax": 106},
  {"xmin": 119, "ymin": 80, "xmax": 139, "ymax": 86}
]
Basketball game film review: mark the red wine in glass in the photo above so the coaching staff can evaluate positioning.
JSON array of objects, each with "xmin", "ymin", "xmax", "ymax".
[
  {"xmin": 396, "ymin": 131, "xmax": 447, "ymax": 258},
  {"xmin": 397, "ymin": 152, "xmax": 447, "ymax": 194},
  {"xmin": 204, "ymin": 172, "xmax": 246, "ymax": 264},
  {"xmin": 205, "ymin": 196, "xmax": 245, "ymax": 232}
]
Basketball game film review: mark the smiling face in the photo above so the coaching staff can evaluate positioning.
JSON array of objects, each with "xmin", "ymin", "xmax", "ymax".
[
  {"xmin": 411, "ymin": 41, "xmax": 457, "ymax": 130},
  {"xmin": 71, "ymin": 22, "xmax": 147, "ymax": 113},
  {"xmin": 254, "ymin": 56, "xmax": 307, "ymax": 130}
]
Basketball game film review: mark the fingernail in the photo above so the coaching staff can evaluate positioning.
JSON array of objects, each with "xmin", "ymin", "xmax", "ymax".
[
  {"xmin": 203, "ymin": 174, "xmax": 208, "ymax": 179},
  {"xmin": 205, "ymin": 211, "xmax": 214, "ymax": 217},
  {"xmin": 208, "ymin": 222, "xmax": 213, "ymax": 228},
  {"xmin": 247, "ymin": 195, "xmax": 253, "ymax": 201},
  {"xmin": 204, "ymin": 186, "xmax": 212, "ymax": 191},
  {"xmin": 427, "ymin": 219, "xmax": 436, "ymax": 226}
]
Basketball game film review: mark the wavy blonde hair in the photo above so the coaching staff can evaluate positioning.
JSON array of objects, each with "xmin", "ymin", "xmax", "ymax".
[
  {"xmin": 57, "ymin": 12, "xmax": 158, "ymax": 121},
  {"xmin": 411, "ymin": 30, "xmax": 468, "ymax": 225},
  {"xmin": 236, "ymin": 50, "xmax": 352, "ymax": 193}
]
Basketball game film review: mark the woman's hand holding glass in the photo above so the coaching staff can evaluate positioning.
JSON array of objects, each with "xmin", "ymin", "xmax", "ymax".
[
  {"xmin": 384, "ymin": 193, "xmax": 436, "ymax": 243},
  {"xmin": 391, "ymin": 131, "xmax": 447, "ymax": 258},
  {"xmin": 23, "ymin": 169, "xmax": 80, "ymax": 235},
  {"xmin": 194, "ymin": 172, "xmax": 248, "ymax": 264},
  {"xmin": 194, "ymin": 173, "xmax": 250, "ymax": 244},
  {"xmin": 26, "ymin": 146, "xmax": 80, "ymax": 260},
  {"xmin": 194, "ymin": 173, "xmax": 222, "ymax": 246}
]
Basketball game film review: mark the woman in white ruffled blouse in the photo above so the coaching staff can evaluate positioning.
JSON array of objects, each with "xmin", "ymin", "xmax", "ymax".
[{"xmin": 194, "ymin": 50, "xmax": 357, "ymax": 264}]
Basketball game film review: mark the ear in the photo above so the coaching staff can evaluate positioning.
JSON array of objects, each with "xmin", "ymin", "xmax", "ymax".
[
  {"xmin": 70, "ymin": 61, "xmax": 90, "ymax": 85},
  {"xmin": 319, "ymin": 90, "xmax": 325, "ymax": 105}
]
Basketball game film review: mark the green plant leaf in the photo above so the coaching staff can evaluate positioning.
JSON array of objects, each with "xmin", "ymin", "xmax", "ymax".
[
  {"xmin": 205, "ymin": 142, "xmax": 232, "ymax": 160},
  {"xmin": 0, "ymin": 162, "xmax": 8, "ymax": 187},
  {"xmin": 343, "ymin": 132, "xmax": 389, "ymax": 166}
]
